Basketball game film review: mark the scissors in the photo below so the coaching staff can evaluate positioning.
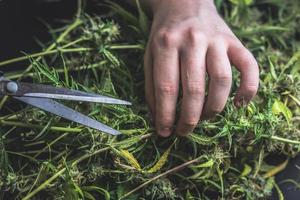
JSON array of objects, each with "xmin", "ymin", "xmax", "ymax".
[{"xmin": 0, "ymin": 72, "xmax": 131, "ymax": 135}]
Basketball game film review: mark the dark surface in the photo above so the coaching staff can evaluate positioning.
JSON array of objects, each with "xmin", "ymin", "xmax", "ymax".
[
  {"xmin": 270, "ymin": 155, "xmax": 300, "ymax": 200},
  {"xmin": 0, "ymin": 1, "xmax": 300, "ymax": 199},
  {"xmin": 0, "ymin": 0, "xmax": 77, "ymax": 71}
]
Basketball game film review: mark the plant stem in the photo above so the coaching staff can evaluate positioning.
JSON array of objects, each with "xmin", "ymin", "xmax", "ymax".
[
  {"xmin": 0, "ymin": 48, "xmax": 94, "ymax": 67},
  {"xmin": 60, "ymin": 37, "xmax": 88, "ymax": 49},
  {"xmin": 0, "ymin": 44, "xmax": 141, "ymax": 68},
  {"xmin": 22, "ymin": 168, "xmax": 66, "ymax": 200},
  {"xmin": 269, "ymin": 135, "xmax": 300, "ymax": 145},
  {"xmin": 21, "ymin": 18, "xmax": 83, "ymax": 75},
  {"xmin": 0, "ymin": 120, "xmax": 82, "ymax": 133},
  {"xmin": 5, "ymin": 61, "xmax": 107, "ymax": 79},
  {"xmin": 0, "ymin": 119, "xmax": 150, "ymax": 135},
  {"xmin": 110, "ymin": 44, "xmax": 144, "ymax": 50},
  {"xmin": 18, "ymin": 132, "xmax": 70, "ymax": 172}
]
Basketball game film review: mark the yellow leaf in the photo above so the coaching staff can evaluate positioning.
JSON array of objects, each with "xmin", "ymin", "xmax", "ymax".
[
  {"xmin": 148, "ymin": 140, "xmax": 176, "ymax": 173},
  {"xmin": 272, "ymin": 100, "xmax": 292, "ymax": 123},
  {"xmin": 119, "ymin": 150, "xmax": 141, "ymax": 170},
  {"xmin": 263, "ymin": 159, "xmax": 289, "ymax": 178}
]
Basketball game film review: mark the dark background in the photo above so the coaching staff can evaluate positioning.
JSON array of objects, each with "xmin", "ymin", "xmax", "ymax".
[
  {"xmin": 0, "ymin": 1, "xmax": 299, "ymax": 199},
  {"xmin": 0, "ymin": 0, "xmax": 79, "ymax": 70}
]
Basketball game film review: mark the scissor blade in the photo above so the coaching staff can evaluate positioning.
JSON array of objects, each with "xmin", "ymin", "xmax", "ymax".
[
  {"xmin": 8, "ymin": 82, "xmax": 131, "ymax": 105},
  {"xmin": 23, "ymin": 93, "xmax": 132, "ymax": 105},
  {"xmin": 14, "ymin": 96, "xmax": 121, "ymax": 135}
]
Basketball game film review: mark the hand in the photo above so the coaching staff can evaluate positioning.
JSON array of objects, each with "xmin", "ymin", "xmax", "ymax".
[{"xmin": 144, "ymin": 0, "xmax": 259, "ymax": 137}]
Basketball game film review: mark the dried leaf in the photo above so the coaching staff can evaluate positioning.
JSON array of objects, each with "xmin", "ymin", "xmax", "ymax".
[
  {"xmin": 148, "ymin": 140, "xmax": 176, "ymax": 173},
  {"xmin": 119, "ymin": 150, "xmax": 141, "ymax": 171}
]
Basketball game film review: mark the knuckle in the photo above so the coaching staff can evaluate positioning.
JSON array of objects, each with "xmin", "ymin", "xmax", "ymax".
[
  {"xmin": 185, "ymin": 81, "xmax": 205, "ymax": 95},
  {"xmin": 187, "ymin": 28, "xmax": 206, "ymax": 46},
  {"xmin": 158, "ymin": 115, "xmax": 174, "ymax": 127},
  {"xmin": 210, "ymin": 34, "xmax": 225, "ymax": 45},
  {"xmin": 154, "ymin": 28, "xmax": 179, "ymax": 48},
  {"xmin": 156, "ymin": 83, "xmax": 178, "ymax": 96},
  {"xmin": 211, "ymin": 72, "xmax": 232, "ymax": 86},
  {"xmin": 222, "ymin": 33, "xmax": 238, "ymax": 43}
]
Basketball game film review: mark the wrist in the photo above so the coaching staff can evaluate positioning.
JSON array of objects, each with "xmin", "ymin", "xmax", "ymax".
[{"xmin": 150, "ymin": 0, "xmax": 216, "ymax": 14}]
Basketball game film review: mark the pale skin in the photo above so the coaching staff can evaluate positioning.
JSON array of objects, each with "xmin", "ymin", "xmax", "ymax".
[{"xmin": 138, "ymin": 0, "xmax": 259, "ymax": 137}]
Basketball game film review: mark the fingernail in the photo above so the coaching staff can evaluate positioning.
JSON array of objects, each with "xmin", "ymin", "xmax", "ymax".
[{"xmin": 158, "ymin": 127, "xmax": 172, "ymax": 137}]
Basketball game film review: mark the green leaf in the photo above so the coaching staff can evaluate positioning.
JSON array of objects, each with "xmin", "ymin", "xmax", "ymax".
[
  {"xmin": 229, "ymin": 0, "xmax": 253, "ymax": 5},
  {"xmin": 188, "ymin": 133, "xmax": 215, "ymax": 146},
  {"xmin": 193, "ymin": 159, "xmax": 214, "ymax": 168},
  {"xmin": 268, "ymin": 57, "xmax": 278, "ymax": 80},
  {"xmin": 135, "ymin": 0, "xmax": 149, "ymax": 36},
  {"xmin": 104, "ymin": 0, "xmax": 139, "ymax": 27},
  {"xmin": 185, "ymin": 190, "xmax": 195, "ymax": 200},
  {"xmin": 240, "ymin": 164, "xmax": 252, "ymax": 177},
  {"xmin": 82, "ymin": 186, "xmax": 110, "ymax": 200}
]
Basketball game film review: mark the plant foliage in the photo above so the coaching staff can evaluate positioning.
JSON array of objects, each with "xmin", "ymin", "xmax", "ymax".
[{"xmin": 0, "ymin": 0, "xmax": 300, "ymax": 199}]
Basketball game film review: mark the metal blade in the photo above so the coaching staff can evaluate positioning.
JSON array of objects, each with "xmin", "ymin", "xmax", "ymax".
[
  {"xmin": 23, "ymin": 93, "xmax": 132, "ymax": 105},
  {"xmin": 3, "ymin": 82, "xmax": 131, "ymax": 105},
  {"xmin": 14, "ymin": 96, "xmax": 121, "ymax": 135}
]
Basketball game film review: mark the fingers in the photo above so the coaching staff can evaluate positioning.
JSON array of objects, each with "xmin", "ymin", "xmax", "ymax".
[
  {"xmin": 228, "ymin": 42, "xmax": 259, "ymax": 107},
  {"xmin": 152, "ymin": 32, "xmax": 180, "ymax": 137},
  {"xmin": 144, "ymin": 44, "xmax": 155, "ymax": 120},
  {"xmin": 148, "ymin": 30, "xmax": 259, "ymax": 137},
  {"xmin": 176, "ymin": 36, "xmax": 207, "ymax": 136},
  {"xmin": 202, "ymin": 42, "xmax": 232, "ymax": 119}
]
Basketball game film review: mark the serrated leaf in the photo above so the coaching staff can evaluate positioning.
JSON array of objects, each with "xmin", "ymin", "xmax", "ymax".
[
  {"xmin": 119, "ymin": 149, "xmax": 141, "ymax": 171},
  {"xmin": 114, "ymin": 135, "xmax": 144, "ymax": 149},
  {"xmin": 102, "ymin": 49, "xmax": 120, "ymax": 67},
  {"xmin": 148, "ymin": 140, "xmax": 176, "ymax": 173},
  {"xmin": 188, "ymin": 133, "xmax": 215, "ymax": 146}
]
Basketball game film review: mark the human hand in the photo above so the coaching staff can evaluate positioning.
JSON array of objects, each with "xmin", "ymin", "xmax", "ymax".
[{"xmin": 144, "ymin": 0, "xmax": 259, "ymax": 137}]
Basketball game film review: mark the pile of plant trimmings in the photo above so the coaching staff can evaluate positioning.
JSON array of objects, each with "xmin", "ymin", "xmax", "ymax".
[{"xmin": 0, "ymin": 0, "xmax": 300, "ymax": 199}]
